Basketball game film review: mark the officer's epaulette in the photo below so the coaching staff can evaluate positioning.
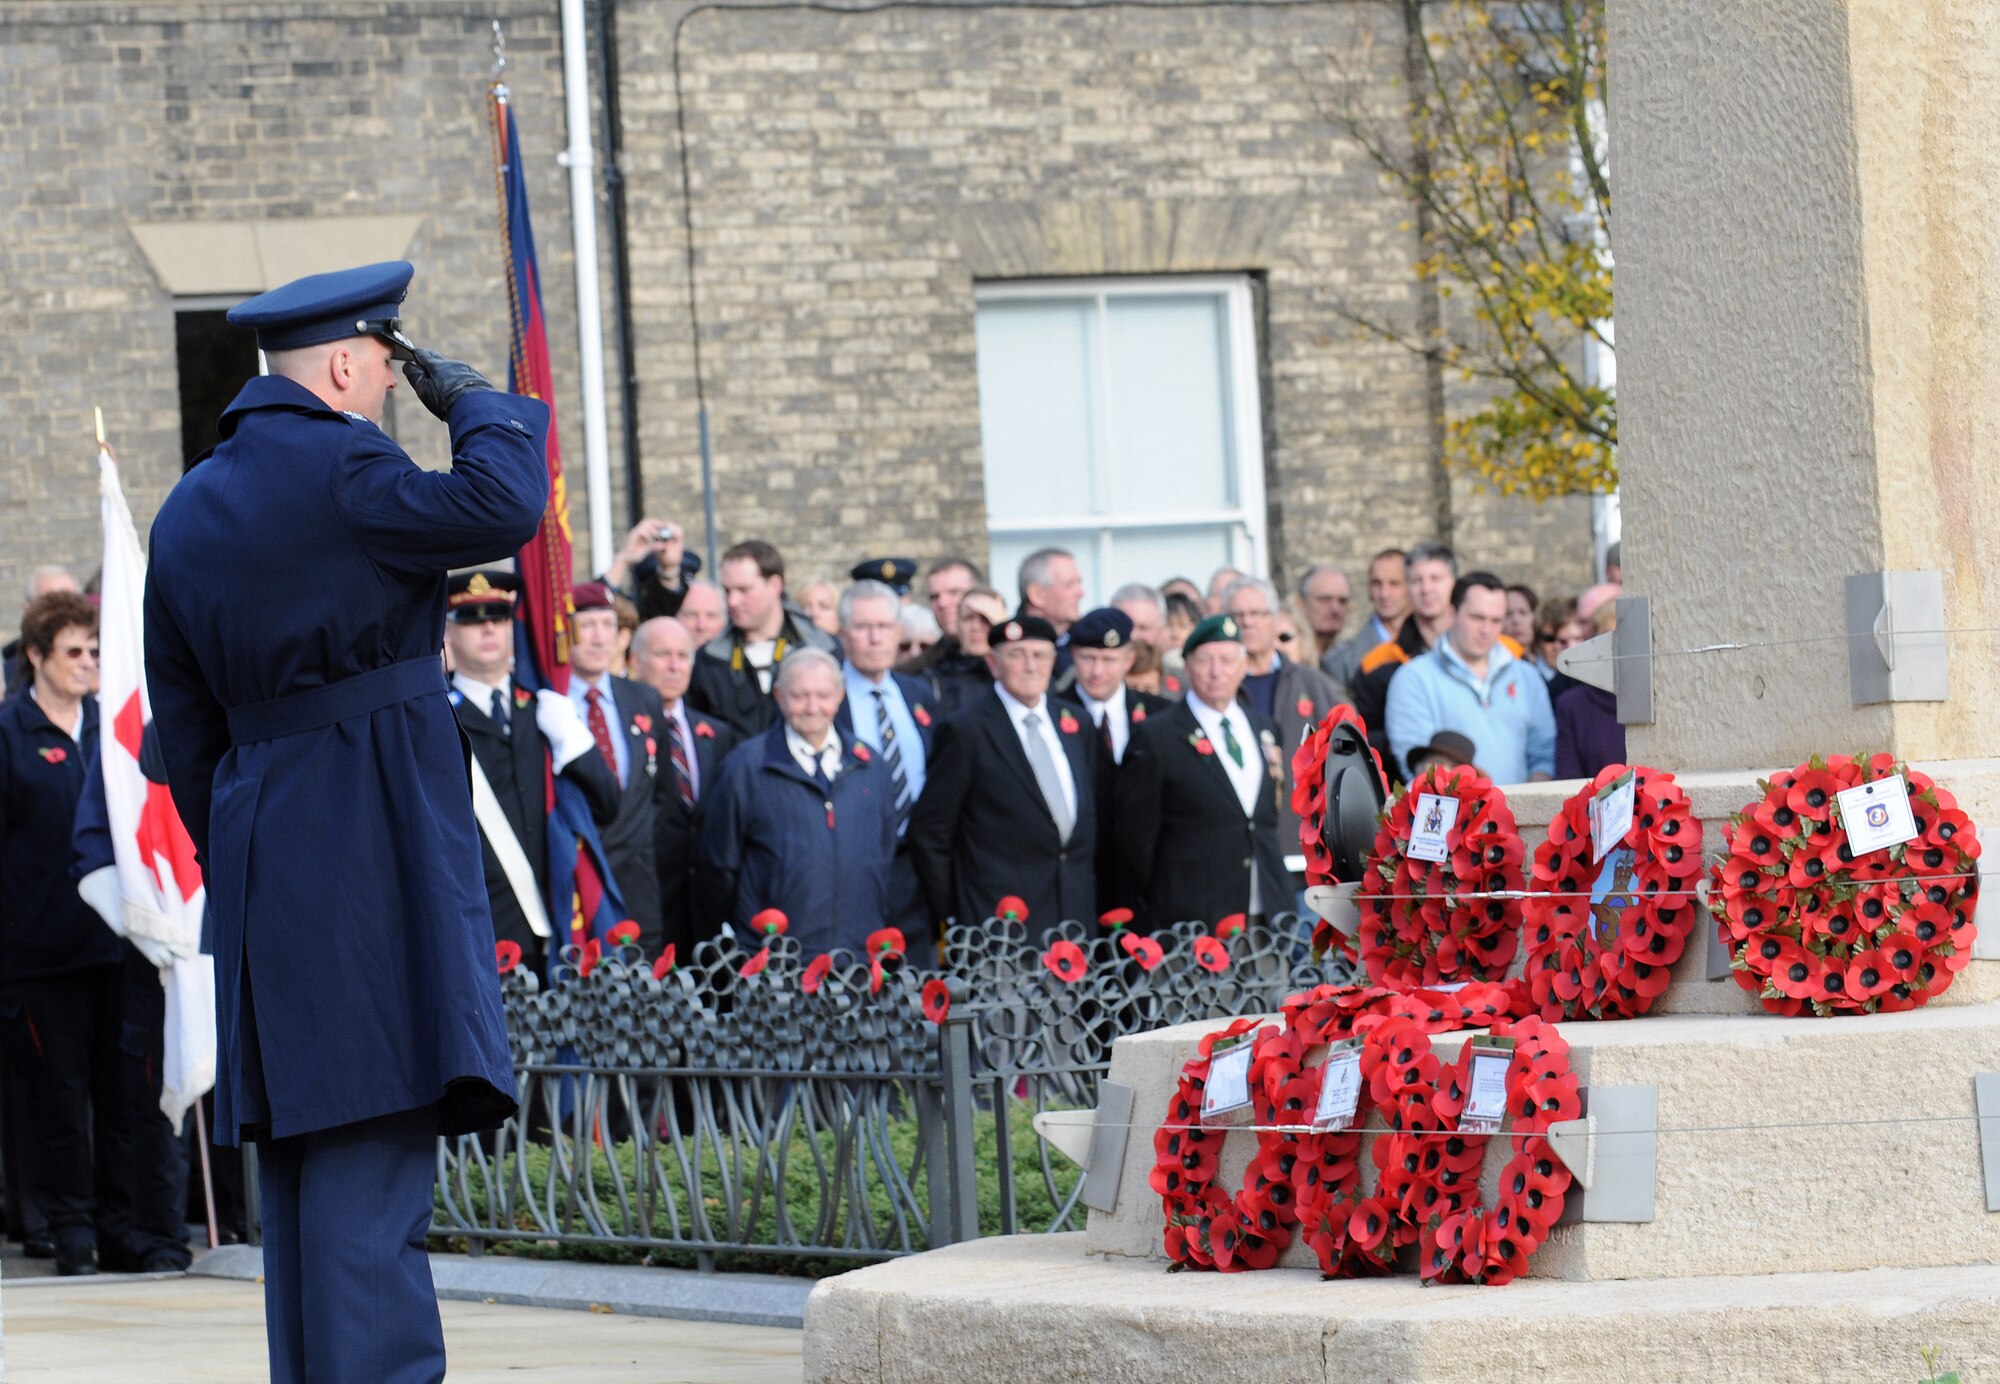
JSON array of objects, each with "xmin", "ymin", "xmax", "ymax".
[{"xmin": 1359, "ymin": 641, "xmax": 1409, "ymax": 675}]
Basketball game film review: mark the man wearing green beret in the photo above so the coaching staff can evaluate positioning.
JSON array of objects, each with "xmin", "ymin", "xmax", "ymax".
[{"xmin": 1117, "ymin": 614, "xmax": 1290, "ymax": 930}]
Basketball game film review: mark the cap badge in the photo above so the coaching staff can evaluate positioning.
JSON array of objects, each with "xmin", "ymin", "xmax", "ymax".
[
  {"xmin": 1004, "ymin": 622, "xmax": 1022, "ymax": 641},
  {"xmin": 1105, "ymin": 630, "xmax": 1121, "ymax": 647},
  {"xmin": 1222, "ymin": 618, "xmax": 1238, "ymax": 637},
  {"xmin": 467, "ymin": 573, "xmax": 493, "ymax": 596},
  {"xmin": 880, "ymin": 560, "xmax": 896, "ymax": 578}
]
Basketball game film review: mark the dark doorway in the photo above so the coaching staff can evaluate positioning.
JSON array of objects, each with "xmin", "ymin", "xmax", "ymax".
[{"xmin": 174, "ymin": 309, "xmax": 259, "ymax": 465}]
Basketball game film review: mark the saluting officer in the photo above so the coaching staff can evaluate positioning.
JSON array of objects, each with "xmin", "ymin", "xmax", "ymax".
[
  {"xmin": 442, "ymin": 571, "xmax": 618, "ymax": 978},
  {"xmin": 145, "ymin": 261, "xmax": 549, "ymax": 1384},
  {"xmin": 1118, "ymin": 614, "xmax": 1291, "ymax": 931}
]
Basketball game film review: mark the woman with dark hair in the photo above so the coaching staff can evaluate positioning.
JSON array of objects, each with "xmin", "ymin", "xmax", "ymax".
[{"xmin": 0, "ymin": 590, "xmax": 140, "ymax": 1275}]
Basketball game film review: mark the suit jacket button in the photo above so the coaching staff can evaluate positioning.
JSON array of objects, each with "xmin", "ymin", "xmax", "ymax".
[
  {"xmin": 1242, "ymin": 857, "xmax": 1252, "ymax": 868},
  {"xmin": 1058, "ymin": 850, "xmax": 1067, "ymax": 861}
]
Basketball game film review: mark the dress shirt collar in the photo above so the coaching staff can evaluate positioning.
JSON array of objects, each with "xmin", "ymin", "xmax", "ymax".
[{"xmin": 784, "ymin": 724, "xmax": 842, "ymax": 781}]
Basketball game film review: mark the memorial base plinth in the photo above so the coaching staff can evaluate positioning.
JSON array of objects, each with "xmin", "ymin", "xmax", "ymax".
[{"xmin": 805, "ymin": 1234, "xmax": 2000, "ymax": 1384}]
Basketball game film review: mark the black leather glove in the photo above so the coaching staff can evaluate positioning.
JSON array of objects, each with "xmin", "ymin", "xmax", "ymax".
[{"xmin": 401, "ymin": 348, "xmax": 495, "ymax": 421}]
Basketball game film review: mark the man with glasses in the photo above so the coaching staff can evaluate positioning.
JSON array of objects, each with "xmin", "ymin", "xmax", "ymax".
[
  {"xmin": 442, "ymin": 571, "xmax": 617, "ymax": 978},
  {"xmin": 1224, "ymin": 578, "xmax": 1338, "ymax": 877},
  {"xmin": 1296, "ymin": 564, "xmax": 1352, "ymax": 665}
]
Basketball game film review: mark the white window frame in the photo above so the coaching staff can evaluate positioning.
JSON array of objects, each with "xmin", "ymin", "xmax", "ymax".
[{"xmin": 973, "ymin": 275, "xmax": 1269, "ymax": 585}]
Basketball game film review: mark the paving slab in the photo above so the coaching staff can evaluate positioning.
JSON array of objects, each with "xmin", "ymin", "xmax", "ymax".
[{"xmin": 8, "ymin": 1272, "xmax": 804, "ymax": 1384}]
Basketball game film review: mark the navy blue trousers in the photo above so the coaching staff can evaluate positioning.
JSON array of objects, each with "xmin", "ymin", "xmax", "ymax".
[{"xmin": 257, "ymin": 1105, "xmax": 443, "ymax": 1384}]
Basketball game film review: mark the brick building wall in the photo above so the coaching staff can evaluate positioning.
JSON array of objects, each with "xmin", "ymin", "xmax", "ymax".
[{"xmin": 0, "ymin": 0, "xmax": 1592, "ymax": 639}]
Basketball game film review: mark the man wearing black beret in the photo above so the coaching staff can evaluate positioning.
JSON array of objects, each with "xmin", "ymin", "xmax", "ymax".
[
  {"xmin": 1057, "ymin": 608, "xmax": 1173, "ymax": 921},
  {"xmin": 907, "ymin": 615, "xmax": 1098, "ymax": 942}
]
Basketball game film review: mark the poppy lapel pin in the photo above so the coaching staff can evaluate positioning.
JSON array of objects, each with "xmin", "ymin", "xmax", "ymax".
[
  {"xmin": 1057, "ymin": 710, "xmax": 1080, "ymax": 735},
  {"xmin": 513, "ymin": 688, "xmax": 532, "ymax": 709},
  {"xmin": 853, "ymin": 742, "xmax": 872, "ymax": 763},
  {"xmin": 694, "ymin": 720, "xmax": 716, "ymax": 739},
  {"xmin": 1189, "ymin": 734, "xmax": 1215, "ymax": 757},
  {"xmin": 633, "ymin": 713, "xmax": 653, "ymax": 735},
  {"xmin": 38, "ymin": 746, "xmax": 66, "ymax": 764},
  {"xmin": 1132, "ymin": 704, "xmax": 1147, "ymax": 723},
  {"xmin": 1296, "ymin": 696, "xmax": 1314, "ymax": 719},
  {"xmin": 1506, "ymin": 680, "xmax": 1518, "ymax": 699},
  {"xmin": 913, "ymin": 703, "xmax": 932, "ymax": 729}
]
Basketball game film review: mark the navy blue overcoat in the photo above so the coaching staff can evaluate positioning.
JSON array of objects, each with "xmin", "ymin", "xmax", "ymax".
[
  {"xmin": 698, "ymin": 725, "xmax": 897, "ymax": 957},
  {"xmin": 144, "ymin": 375, "xmax": 549, "ymax": 1145}
]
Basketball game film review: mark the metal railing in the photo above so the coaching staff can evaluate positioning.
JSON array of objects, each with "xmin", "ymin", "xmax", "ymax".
[{"xmin": 430, "ymin": 914, "xmax": 1345, "ymax": 1268}]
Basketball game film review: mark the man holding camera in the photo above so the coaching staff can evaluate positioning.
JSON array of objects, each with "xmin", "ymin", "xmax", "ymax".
[{"xmin": 146, "ymin": 261, "xmax": 547, "ymax": 1384}]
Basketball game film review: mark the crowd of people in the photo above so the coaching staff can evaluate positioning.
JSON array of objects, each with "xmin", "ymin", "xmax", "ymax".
[{"xmin": 0, "ymin": 517, "xmax": 1619, "ymax": 1279}]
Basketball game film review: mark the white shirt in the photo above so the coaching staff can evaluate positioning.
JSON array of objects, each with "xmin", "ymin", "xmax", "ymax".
[
  {"xmin": 1078, "ymin": 685, "xmax": 1131, "ymax": 763},
  {"xmin": 452, "ymin": 672, "xmax": 510, "ymax": 726},
  {"xmin": 743, "ymin": 638, "xmax": 780, "ymax": 694},
  {"xmin": 1187, "ymin": 691, "xmax": 1267, "ymax": 915},
  {"xmin": 785, "ymin": 725, "xmax": 842, "ymax": 783},
  {"xmin": 994, "ymin": 685, "xmax": 1078, "ymax": 822}
]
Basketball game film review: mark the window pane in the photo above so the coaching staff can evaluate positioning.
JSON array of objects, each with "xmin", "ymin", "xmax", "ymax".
[
  {"xmin": 975, "ymin": 300, "xmax": 1098, "ymax": 523},
  {"xmin": 1104, "ymin": 295, "xmax": 1234, "ymax": 514},
  {"xmin": 1107, "ymin": 525, "xmax": 1234, "ymax": 596},
  {"xmin": 988, "ymin": 530, "xmax": 1100, "ymax": 614}
]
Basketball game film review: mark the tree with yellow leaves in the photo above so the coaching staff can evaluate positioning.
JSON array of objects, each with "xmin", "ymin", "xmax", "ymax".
[{"xmin": 1324, "ymin": 0, "xmax": 1612, "ymax": 501}]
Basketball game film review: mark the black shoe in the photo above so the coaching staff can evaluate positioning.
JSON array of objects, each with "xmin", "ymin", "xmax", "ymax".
[
  {"xmin": 140, "ymin": 1248, "xmax": 191, "ymax": 1274},
  {"xmin": 22, "ymin": 1230, "xmax": 54, "ymax": 1260},
  {"xmin": 96, "ymin": 1243, "xmax": 147, "ymax": 1274},
  {"xmin": 54, "ymin": 1243, "xmax": 97, "ymax": 1276}
]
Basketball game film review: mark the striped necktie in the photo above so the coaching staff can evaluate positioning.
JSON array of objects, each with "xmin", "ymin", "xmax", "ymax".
[
  {"xmin": 874, "ymin": 688, "xmax": 911, "ymax": 834},
  {"xmin": 666, "ymin": 715, "xmax": 696, "ymax": 807}
]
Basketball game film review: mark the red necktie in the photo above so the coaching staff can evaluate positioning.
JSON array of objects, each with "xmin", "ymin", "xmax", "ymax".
[{"xmin": 585, "ymin": 686, "xmax": 619, "ymax": 780}]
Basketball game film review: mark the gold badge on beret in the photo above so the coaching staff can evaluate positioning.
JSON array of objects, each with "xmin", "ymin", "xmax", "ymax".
[{"xmin": 880, "ymin": 560, "xmax": 896, "ymax": 579}]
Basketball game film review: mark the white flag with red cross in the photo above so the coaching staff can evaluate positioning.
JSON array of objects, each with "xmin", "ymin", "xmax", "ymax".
[{"xmin": 97, "ymin": 436, "xmax": 214, "ymax": 1131}]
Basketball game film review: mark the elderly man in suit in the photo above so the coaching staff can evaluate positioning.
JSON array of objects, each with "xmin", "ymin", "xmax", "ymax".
[
  {"xmin": 1056, "ymin": 607, "xmax": 1173, "ymax": 923},
  {"xmin": 568, "ymin": 581, "xmax": 678, "ymax": 956},
  {"xmin": 1119, "ymin": 614, "xmax": 1290, "ymax": 931},
  {"xmin": 443, "ymin": 572, "xmax": 618, "ymax": 978},
  {"xmin": 628, "ymin": 616, "xmax": 737, "ymax": 961},
  {"xmin": 908, "ymin": 615, "xmax": 1096, "ymax": 940},
  {"xmin": 699, "ymin": 648, "xmax": 897, "ymax": 956},
  {"xmin": 832, "ymin": 579, "xmax": 938, "ymax": 953}
]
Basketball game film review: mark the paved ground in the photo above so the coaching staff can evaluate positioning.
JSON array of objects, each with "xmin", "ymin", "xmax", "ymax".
[{"xmin": 6, "ymin": 1273, "xmax": 807, "ymax": 1383}]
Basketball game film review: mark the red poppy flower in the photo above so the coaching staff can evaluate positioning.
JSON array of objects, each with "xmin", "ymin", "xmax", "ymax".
[
  {"xmin": 852, "ymin": 742, "xmax": 872, "ymax": 763},
  {"xmin": 514, "ymin": 688, "xmax": 532, "ymax": 708},
  {"xmin": 995, "ymin": 896, "xmax": 1030, "ymax": 924},
  {"xmin": 1099, "ymin": 907, "xmax": 1134, "ymax": 929},
  {"xmin": 1844, "ymin": 948, "xmax": 1893, "ymax": 998},
  {"xmin": 1120, "ymin": 932, "xmax": 1165, "ymax": 970},
  {"xmin": 1043, "ymin": 940, "xmax": 1088, "ymax": 983},
  {"xmin": 577, "ymin": 937, "xmax": 603, "ymax": 978},
  {"xmin": 869, "ymin": 953, "xmax": 887, "ymax": 993},
  {"xmin": 1880, "ymin": 932, "xmax": 1925, "ymax": 981},
  {"xmin": 1215, "ymin": 913, "xmax": 1247, "ymax": 940},
  {"xmin": 633, "ymin": 713, "xmax": 653, "ymax": 734},
  {"xmin": 739, "ymin": 946, "xmax": 771, "ymax": 979},
  {"xmin": 649, "ymin": 944, "xmax": 677, "ymax": 979},
  {"xmin": 1058, "ymin": 710, "xmax": 1080, "ymax": 735},
  {"xmin": 495, "ymin": 940, "xmax": 522, "ymax": 974},
  {"xmin": 1727, "ymin": 820, "xmax": 1784, "ymax": 868},
  {"xmin": 751, "ymin": 907, "xmax": 789, "ymax": 937},
  {"xmin": 607, "ymin": 919, "xmax": 641, "ymax": 946},
  {"xmin": 922, "ymin": 977, "xmax": 951, "ymax": 1024},
  {"xmin": 1193, "ymin": 935, "xmax": 1231, "ymax": 973},
  {"xmin": 1786, "ymin": 769, "xmax": 1840, "ymax": 820},
  {"xmin": 801, "ymin": 953, "xmax": 832, "ymax": 993},
  {"xmin": 38, "ymin": 747, "xmax": 65, "ymax": 764},
  {"xmin": 913, "ymin": 704, "xmax": 932, "ymax": 728},
  {"xmin": 867, "ymin": 926, "xmax": 906, "ymax": 956},
  {"xmin": 1132, "ymin": 704, "xmax": 1148, "ymax": 723},
  {"xmin": 1296, "ymin": 696, "xmax": 1315, "ymax": 719},
  {"xmin": 693, "ymin": 721, "xmax": 715, "ymax": 738},
  {"xmin": 1193, "ymin": 736, "xmax": 1216, "ymax": 756}
]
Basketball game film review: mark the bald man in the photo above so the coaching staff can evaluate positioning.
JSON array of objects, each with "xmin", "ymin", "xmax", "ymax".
[{"xmin": 631, "ymin": 617, "xmax": 737, "ymax": 958}]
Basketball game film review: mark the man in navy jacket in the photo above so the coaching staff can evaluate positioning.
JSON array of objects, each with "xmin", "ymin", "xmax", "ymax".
[
  {"xmin": 145, "ymin": 262, "xmax": 547, "ymax": 1384},
  {"xmin": 700, "ymin": 648, "xmax": 897, "ymax": 957}
]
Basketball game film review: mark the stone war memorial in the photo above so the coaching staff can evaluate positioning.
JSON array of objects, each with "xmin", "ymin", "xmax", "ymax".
[{"xmin": 802, "ymin": 2, "xmax": 2000, "ymax": 1380}]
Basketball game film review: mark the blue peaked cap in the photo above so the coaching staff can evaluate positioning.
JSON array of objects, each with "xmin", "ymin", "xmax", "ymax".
[{"xmin": 226, "ymin": 261, "xmax": 414, "ymax": 351}]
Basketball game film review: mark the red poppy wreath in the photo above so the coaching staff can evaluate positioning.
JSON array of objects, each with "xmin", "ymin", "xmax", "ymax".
[
  {"xmin": 1359, "ymin": 764, "xmax": 1526, "ymax": 987},
  {"xmin": 1153, "ymin": 983, "xmax": 1574, "ymax": 1285},
  {"xmin": 1291, "ymin": 705, "xmax": 1390, "ymax": 888},
  {"xmin": 1521, "ymin": 765, "xmax": 1705, "ymax": 1021},
  {"xmin": 1710, "ymin": 753, "xmax": 1981, "ymax": 1016}
]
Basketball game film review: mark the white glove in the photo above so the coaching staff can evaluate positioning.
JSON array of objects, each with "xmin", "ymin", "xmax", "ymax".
[
  {"xmin": 129, "ymin": 932, "xmax": 180, "ymax": 970},
  {"xmin": 535, "ymin": 689, "xmax": 599, "ymax": 771},
  {"xmin": 77, "ymin": 866, "xmax": 128, "ymax": 937}
]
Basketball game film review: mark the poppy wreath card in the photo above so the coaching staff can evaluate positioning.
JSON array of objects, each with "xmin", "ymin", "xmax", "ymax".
[
  {"xmin": 1358, "ymin": 763, "xmax": 1526, "ymax": 988},
  {"xmin": 1520, "ymin": 765, "xmax": 1704, "ymax": 1021},
  {"xmin": 1709, "ymin": 752, "xmax": 1980, "ymax": 1016},
  {"xmin": 1154, "ymin": 984, "xmax": 1573, "ymax": 1285}
]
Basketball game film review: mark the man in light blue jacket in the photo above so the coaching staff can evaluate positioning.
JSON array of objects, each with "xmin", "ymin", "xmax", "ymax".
[{"xmin": 1385, "ymin": 571, "xmax": 1555, "ymax": 785}]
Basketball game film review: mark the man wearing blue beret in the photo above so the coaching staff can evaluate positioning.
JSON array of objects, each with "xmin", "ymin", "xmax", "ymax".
[{"xmin": 145, "ymin": 261, "xmax": 549, "ymax": 1384}]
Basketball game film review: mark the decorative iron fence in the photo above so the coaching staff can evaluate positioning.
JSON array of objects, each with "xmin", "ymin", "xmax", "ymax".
[{"xmin": 430, "ymin": 915, "xmax": 1347, "ymax": 1271}]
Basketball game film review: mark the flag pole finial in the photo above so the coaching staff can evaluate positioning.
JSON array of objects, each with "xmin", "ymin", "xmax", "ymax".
[
  {"xmin": 491, "ymin": 19, "xmax": 506, "ymax": 80},
  {"xmin": 94, "ymin": 406, "xmax": 106, "ymax": 448}
]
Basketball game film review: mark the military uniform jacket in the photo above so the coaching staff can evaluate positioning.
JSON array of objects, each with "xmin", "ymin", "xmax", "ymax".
[
  {"xmin": 1117, "ymin": 698, "xmax": 1291, "ymax": 931},
  {"xmin": 145, "ymin": 375, "xmax": 550, "ymax": 1145},
  {"xmin": 449, "ymin": 680, "xmax": 619, "ymax": 956},
  {"xmin": 906, "ymin": 688, "xmax": 1097, "ymax": 939}
]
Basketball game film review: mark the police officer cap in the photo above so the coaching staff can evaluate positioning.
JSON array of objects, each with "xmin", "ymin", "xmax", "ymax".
[
  {"xmin": 226, "ymin": 260, "xmax": 414, "ymax": 352},
  {"xmin": 850, "ymin": 557, "xmax": 917, "ymax": 595},
  {"xmin": 1068, "ymin": 607, "xmax": 1135, "ymax": 651},
  {"xmin": 990, "ymin": 614, "xmax": 1058, "ymax": 647},
  {"xmin": 447, "ymin": 570, "xmax": 520, "ymax": 623},
  {"xmin": 1182, "ymin": 613, "xmax": 1244, "ymax": 657}
]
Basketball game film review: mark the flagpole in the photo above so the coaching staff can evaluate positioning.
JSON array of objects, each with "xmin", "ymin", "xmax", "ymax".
[{"xmin": 193, "ymin": 1099, "xmax": 220, "ymax": 1250}]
